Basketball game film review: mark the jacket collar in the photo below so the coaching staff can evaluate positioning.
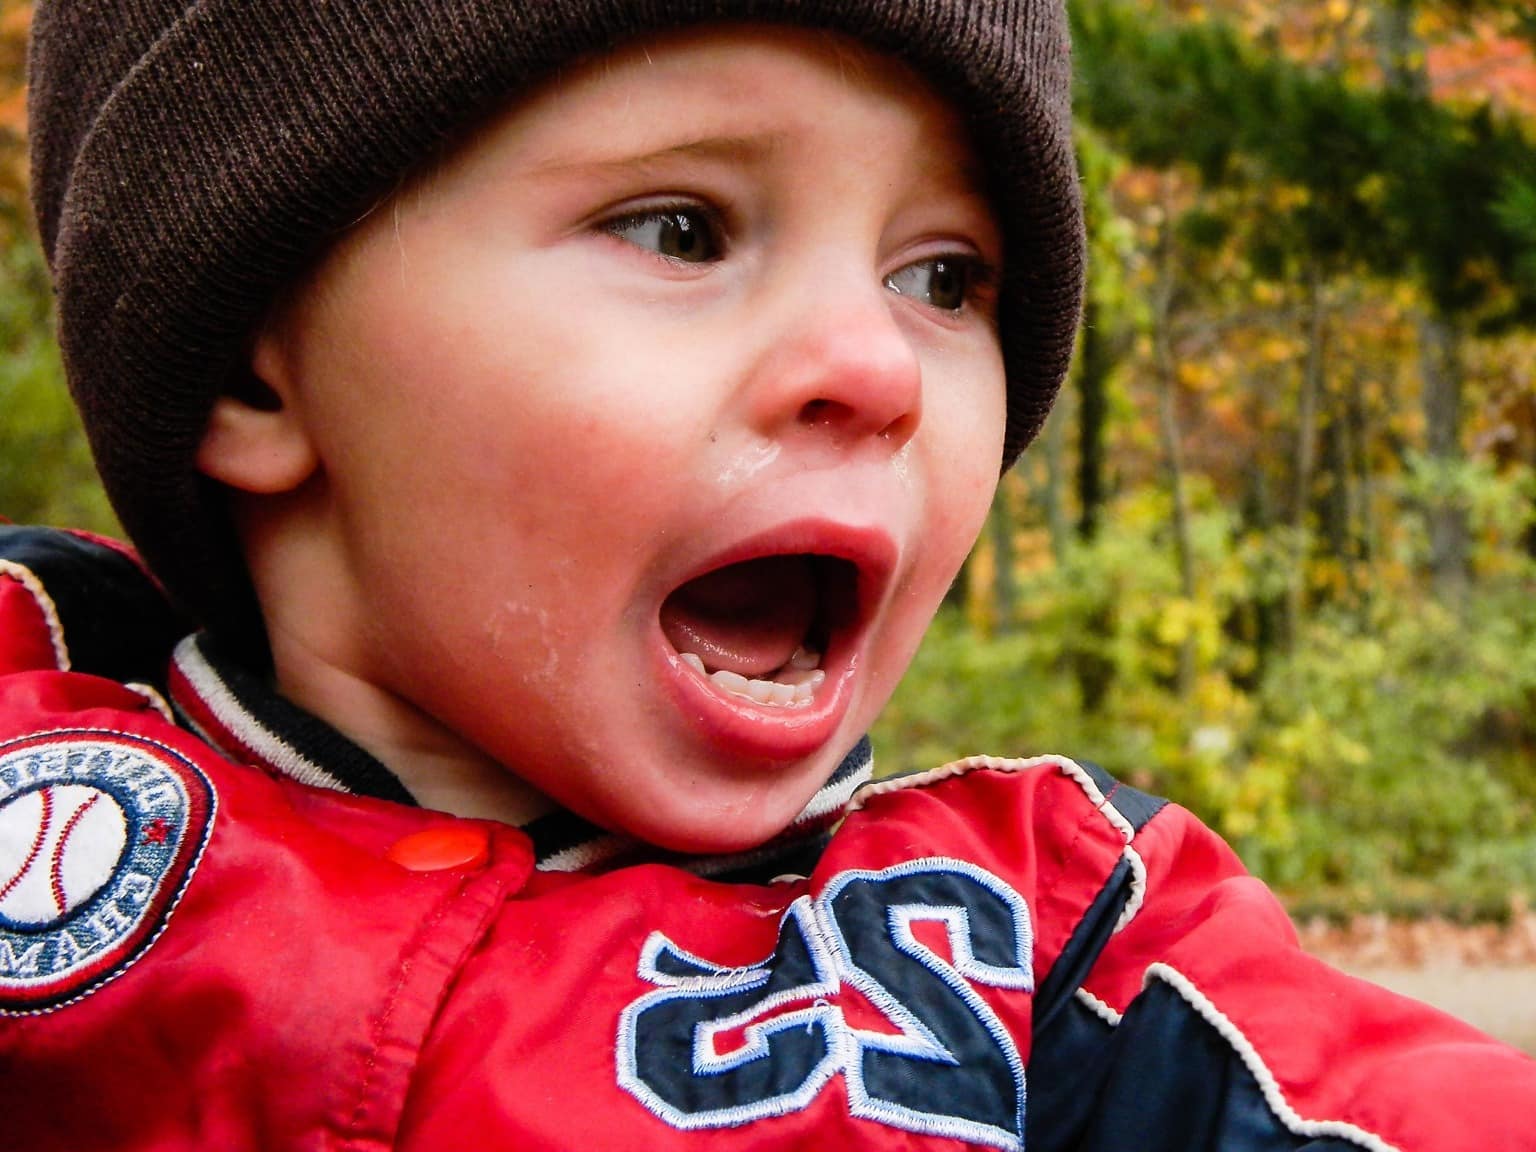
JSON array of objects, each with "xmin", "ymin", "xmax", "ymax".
[{"xmin": 167, "ymin": 631, "xmax": 871, "ymax": 877}]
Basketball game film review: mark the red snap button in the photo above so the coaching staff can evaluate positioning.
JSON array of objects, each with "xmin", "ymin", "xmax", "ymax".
[{"xmin": 386, "ymin": 826, "xmax": 491, "ymax": 872}]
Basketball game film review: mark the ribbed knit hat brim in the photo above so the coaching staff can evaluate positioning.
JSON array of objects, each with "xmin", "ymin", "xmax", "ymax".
[{"xmin": 30, "ymin": 0, "xmax": 1083, "ymax": 645}]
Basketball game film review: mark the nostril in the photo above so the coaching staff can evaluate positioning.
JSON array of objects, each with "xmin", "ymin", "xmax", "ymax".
[
  {"xmin": 796, "ymin": 398, "xmax": 919, "ymax": 447},
  {"xmin": 798, "ymin": 398, "xmax": 837, "ymax": 426}
]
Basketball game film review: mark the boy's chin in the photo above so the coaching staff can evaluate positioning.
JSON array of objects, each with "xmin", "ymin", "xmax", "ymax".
[
  {"xmin": 586, "ymin": 759, "xmax": 836, "ymax": 859},
  {"xmin": 614, "ymin": 802, "xmax": 802, "ymax": 859}
]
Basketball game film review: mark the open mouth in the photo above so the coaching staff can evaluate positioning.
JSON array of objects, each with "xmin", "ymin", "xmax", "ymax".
[{"xmin": 660, "ymin": 554, "xmax": 860, "ymax": 709}]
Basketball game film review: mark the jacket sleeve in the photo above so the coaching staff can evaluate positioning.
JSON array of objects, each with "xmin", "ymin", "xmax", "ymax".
[{"xmin": 1016, "ymin": 760, "xmax": 1536, "ymax": 1152}]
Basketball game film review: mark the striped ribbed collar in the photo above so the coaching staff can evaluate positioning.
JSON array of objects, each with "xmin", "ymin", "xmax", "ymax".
[{"xmin": 167, "ymin": 632, "xmax": 871, "ymax": 878}]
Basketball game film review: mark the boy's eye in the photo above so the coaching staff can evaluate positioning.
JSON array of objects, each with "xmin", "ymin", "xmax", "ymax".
[
  {"xmin": 883, "ymin": 256, "xmax": 984, "ymax": 313},
  {"xmin": 604, "ymin": 206, "xmax": 723, "ymax": 264}
]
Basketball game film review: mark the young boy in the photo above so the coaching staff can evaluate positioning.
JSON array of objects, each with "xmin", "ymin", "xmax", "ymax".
[{"xmin": 2, "ymin": 2, "xmax": 1531, "ymax": 1149}]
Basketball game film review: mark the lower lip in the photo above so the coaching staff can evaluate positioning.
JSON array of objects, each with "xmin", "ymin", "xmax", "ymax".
[{"xmin": 653, "ymin": 631, "xmax": 856, "ymax": 763}]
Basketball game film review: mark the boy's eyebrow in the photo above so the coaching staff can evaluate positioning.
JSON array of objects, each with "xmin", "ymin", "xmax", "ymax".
[
  {"xmin": 526, "ymin": 134, "xmax": 787, "ymax": 180},
  {"xmin": 519, "ymin": 130, "xmax": 994, "ymax": 227}
]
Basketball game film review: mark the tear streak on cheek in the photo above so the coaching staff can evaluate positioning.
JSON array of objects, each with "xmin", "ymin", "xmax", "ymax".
[
  {"xmin": 483, "ymin": 599, "xmax": 562, "ymax": 681},
  {"xmin": 714, "ymin": 442, "xmax": 781, "ymax": 487}
]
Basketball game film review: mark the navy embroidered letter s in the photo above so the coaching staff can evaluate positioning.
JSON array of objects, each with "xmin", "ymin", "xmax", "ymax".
[{"xmin": 616, "ymin": 858, "xmax": 1034, "ymax": 1150}]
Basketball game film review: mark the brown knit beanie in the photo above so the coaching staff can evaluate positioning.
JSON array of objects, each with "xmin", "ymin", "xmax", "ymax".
[{"xmin": 29, "ymin": 0, "xmax": 1084, "ymax": 650}]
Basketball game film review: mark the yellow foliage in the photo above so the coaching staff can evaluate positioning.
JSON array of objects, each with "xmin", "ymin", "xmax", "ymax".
[
  {"xmin": 1192, "ymin": 671, "xmax": 1252, "ymax": 723},
  {"xmin": 1271, "ymin": 708, "xmax": 1371, "ymax": 768},
  {"xmin": 1175, "ymin": 360, "xmax": 1221, "ymax": 392},
  {"xmin": 1269, "ymin": 183, "xmax": 1311, "ymax": 212},
  {"xmin": 1309, "ymin": 558, "xmax": 1351, "ymax": 600},
  {"xmin": 1155, "ymin": 597, "xmax": 1223, "ymax": 654},
  {"xmin": 1013, "ymin": 525, "xmax": 1055, "ymax": 577},
  {"xmin": 1252, "ymin": 282, "xmax": 1284, "ymax": 306},
  {"xmin": 1257, "ymin": 336, "xmax": 1301, "ymax": 364},
  {"xmin": 965, "ymin": 531, "xmax": 997, "ymax": 638},
  {"xmin": 1354, "ymin": 173, "xmax": 1387, "ymax": 208}
]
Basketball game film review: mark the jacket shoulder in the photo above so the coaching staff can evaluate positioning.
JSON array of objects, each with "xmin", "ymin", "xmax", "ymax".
[{"xmin": 0, "ymin": 524, "xmax": 187, "ymax": 684}]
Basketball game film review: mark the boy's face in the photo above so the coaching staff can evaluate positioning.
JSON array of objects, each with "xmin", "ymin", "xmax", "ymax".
[{"xmin": 251, "ymin": 27, "xmax": 1006, "ymax": 851}]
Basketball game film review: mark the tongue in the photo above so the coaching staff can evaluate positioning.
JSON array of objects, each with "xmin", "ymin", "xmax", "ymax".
[{"xmin": 661, "ymin": 556, "xmax": 817, "ymax": 679}]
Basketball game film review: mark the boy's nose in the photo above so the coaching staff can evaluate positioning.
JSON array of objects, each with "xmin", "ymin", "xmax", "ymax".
[{"xmin": 744, "ymin": 280, "xmax": 923, "ymax": 456}]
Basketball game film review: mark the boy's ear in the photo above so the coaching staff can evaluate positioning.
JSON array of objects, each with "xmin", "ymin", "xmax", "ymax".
[{"xmin": 195, "ymin": 330, "xmax": 319, "ymax": 495}]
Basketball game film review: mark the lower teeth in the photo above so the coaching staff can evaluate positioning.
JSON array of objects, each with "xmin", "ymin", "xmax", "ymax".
[{"xmin": 678, "ymin": 647, "xmax": 826, "ymax": 707}]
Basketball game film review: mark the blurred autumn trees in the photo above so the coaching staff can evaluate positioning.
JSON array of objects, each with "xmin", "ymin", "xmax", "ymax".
[
  {"xmin": 0, "ymin": 0, "xmax": 109, "ymax": 529},
  {"xmin": 0, "ymin": 2, "xmax": 1533, "ymax": 911},
  {"xmin": 878, "ymin": 0, "xmax": 1536, "ymax": 915}
]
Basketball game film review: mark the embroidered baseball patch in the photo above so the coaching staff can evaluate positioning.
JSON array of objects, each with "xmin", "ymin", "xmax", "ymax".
[{"xmin": 0, "ymin": 732, "xmax": 214, "ymax": 1013}]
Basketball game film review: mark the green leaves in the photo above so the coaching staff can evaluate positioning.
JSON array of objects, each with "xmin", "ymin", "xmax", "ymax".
[
  {"xmin": 1071, "ymin": 0, "xmax": 1536, "ymax": 324},
  {"xmin": 0, "ymin": 232, "xmax": 114, "ymax": 531},
  {"xmin": 875, "ymin": 498, "xmax": 1536, "ymax": 914}
]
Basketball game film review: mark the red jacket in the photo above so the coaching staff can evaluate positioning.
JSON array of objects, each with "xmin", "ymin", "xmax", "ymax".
[{"xmin": 2, "ymin": 525, "xmax": 1533, "ymax": 1151}]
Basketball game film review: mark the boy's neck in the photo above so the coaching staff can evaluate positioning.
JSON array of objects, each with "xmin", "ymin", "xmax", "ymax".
[{"xmin": 264, "ymin": 618, "xmax": 555, "ymax": 826}]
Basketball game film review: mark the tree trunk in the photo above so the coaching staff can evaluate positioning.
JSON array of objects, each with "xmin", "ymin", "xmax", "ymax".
[
  {"xmin": 988, "ymin": 485, "xmax": 1018, "ymax": 633},
  {"xmin": 1039, "ymin": 403, "xmax": 1070, "ymax": 568},
  {"xmin": 1322, "ymin": 417, "xmax": 1350, "ymax": 579},
  {"xmin": 1152, "ymin": 203, "xmax": 1197, "ymax": 698},
  {"xmin": 1419, "ymin": 311, "xmax": 1470, "ymax": 602},
  {"xmin": 1068, "ymin": 286, "xmax": 1119, "ymax": 712},
  {"xmin": 1350, "ymin": 375, "xmax": 1379, "ymax": 577},
  {"xmin": 1375, "ymin": 0, "xmax": 1429, "ymax": 96},
  {"xmin": 1237, "ymin": 370, "xmax": 1280, "ymax": 689},
  {"xmin": 1372, "ymin": 0, "xmax": 1471, "ymax": 602},
  {"xmin": 1336, "ymin": 369, "xmax": 1364, "ymax": 595},
  {"xmin": 1285, "ymin": 264, "xmax": 1328, "ymax": 648},
  {"xmin": 1077, "ymin": 293, "xmax": 1112, "ymax": 544}
]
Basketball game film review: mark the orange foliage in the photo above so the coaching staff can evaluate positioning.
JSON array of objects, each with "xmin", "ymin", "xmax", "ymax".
[
  {"xmin": 1429, "ymin": 27, "xmax": 1536, "ymax": 117},
  {"xmin": 0, "ymin": 1, "xmax": 28, "ymax": 132},
  {"xmin": 0, "ymin": 0, "xmax": 30, "ymax": 238}
]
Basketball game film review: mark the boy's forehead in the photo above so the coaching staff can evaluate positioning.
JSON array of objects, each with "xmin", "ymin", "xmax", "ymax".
[
  {"xmin": 484, "ymin": 25, "xmax": 990, "ymax": 193},
  {"xmin": 557, "ymin": 24, "xmax": 920, "ymax": 100}
]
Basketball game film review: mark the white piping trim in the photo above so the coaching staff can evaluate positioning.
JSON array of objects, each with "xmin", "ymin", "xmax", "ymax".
[
  {"xmin": 1114, "ymin": 845, "xmax": 1147, "ymax": 935},
  {"xmin": 1074, "ymin": 987, "xmax": 1123, "ymax": 1027},
  {"xmin": 171, "ymin": 636, "xmax": 350, "ymax": 793},
  {"xmin": 537, "ymin": 834, "xmax": 630, "ymax": 874},
  {"xmin": 1051, "ymin": 757, "xmax": 1136, "ymax": 845},
  {"xmin": 847, "ymin": 754, "xmax": 1068, "ymax": 813},
  {"xmin": 124, "ymin": 682, "xmax": 176, "ymax": 724},
  {"xmin": 1145, "ymin": 963, "xmax": 1402, "ymax": 1152},
  {"xmin": 0, "ymin": 559, "xmax": 71, "ymax": 671},
  {"xmin": 849, "ymin": 754, "xmax": 1139, "ymax": 847}
]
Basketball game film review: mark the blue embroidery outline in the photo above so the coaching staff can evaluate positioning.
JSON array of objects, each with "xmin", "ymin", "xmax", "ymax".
[{"xmin": 616, "ymin": 857, "xmax": 1034, "ymax": 1150}]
